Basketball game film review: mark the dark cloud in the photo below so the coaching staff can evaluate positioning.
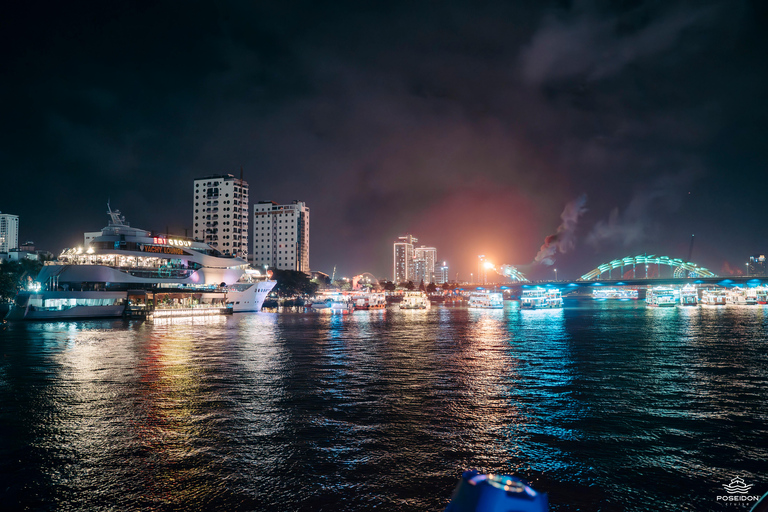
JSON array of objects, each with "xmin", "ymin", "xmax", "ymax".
[
  {"xmin": 520, "ymin": 2, "xmax": 716, "ymax": 84},
  {"xmin": 587, "ymin": 170, "xmax": 698, "ymax": 249}
]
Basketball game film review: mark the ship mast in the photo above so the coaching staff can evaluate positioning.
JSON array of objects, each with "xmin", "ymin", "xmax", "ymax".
[{"xmin": 107, "ymin": 201, "xmax": 127, "ymax": 226}]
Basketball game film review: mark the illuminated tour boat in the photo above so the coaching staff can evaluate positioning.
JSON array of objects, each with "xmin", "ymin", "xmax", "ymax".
[
  {"xmin": 756, "ymin": 286, "xmax": 768, "ymax": 305},
  {"xmin": 468, "ymin": 290, "xmax": 504, "ymax": 309},
  {"xmin": 679, "ymin": 284, "xmax": 698, "ymax": 306},
  {"xmin": 646, "ymin": 287, "xmax": 678, "ymax": 307},
  {"xmin": 398, "ymin": 290, "xmax": 431, "ymax": 310},
  {"xmin": 353, "ymin": 292, "xmax": 387, "ymax": 310},
  {"xmin": 310, "ymin": 292, "xmax": 354, "ymax": 312},
  {"xmin": 592, "ymin": 288, "xmax": 639, "ymax": 300},
  {"xmin": 6, "ymin": 205, "xmax": 275, "ymax": 321},
  {"xmin": 700, "ymin": 288, "xmax": 727, "ymax": 306},
  {"xmin": 727, "ymin": 287, "xmax": 758, "ymax": 305},
  {"xmin": 521, "ymin": 287, "xmax": 562, "ymax": 309}
]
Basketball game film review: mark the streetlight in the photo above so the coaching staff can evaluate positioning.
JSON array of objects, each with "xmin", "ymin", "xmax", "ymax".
[{"xmin": 554, "ymin": 268, "xmax": 558, "ymax": 281}]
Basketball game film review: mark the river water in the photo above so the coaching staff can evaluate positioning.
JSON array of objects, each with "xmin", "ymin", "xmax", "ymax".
[{"xmin": 1, "ymin": 298, "xmax": 767, "ymax": 511}]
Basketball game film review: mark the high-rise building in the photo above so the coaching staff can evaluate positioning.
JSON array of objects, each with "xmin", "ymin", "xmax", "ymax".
[
  {"xmin": 193, "ymin": 174, "xmax": 249, "ymax": 259},
  {"xmin": 749, "ymin": 255, "xmax": 766, "ymax": 276},
  {"xmin": 252, "ymin": 200, "xmax": 310, "ymax": 272},
  {"xmin": 414, "ymin": 246, "xmax": 437, "ymax": 283},
  {"xmin": 0, "ymin": 212, "xmax": 19, "ymax": 253},
  {"xmin": 436, "ymin": 261, "xmax": 449, "ymax": 285},
  {"xmin": 393, "ymin": 234, "xmax": 417, "ymax": 283}
]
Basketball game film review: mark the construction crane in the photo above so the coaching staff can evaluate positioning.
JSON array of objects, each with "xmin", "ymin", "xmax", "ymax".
[{"xmin": 687, "ymin": 234, "xmax": 695, "ymax": 262}]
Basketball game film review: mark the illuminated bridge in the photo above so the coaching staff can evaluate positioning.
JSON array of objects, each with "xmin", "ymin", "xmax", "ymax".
[{"xmin": 579, "ymin": 255, "xmax": 716, "ymax": 281}]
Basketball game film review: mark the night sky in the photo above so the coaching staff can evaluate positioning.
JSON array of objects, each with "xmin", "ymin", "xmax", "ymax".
[{"xmin": 2, "ymin": 1, "xmax": 767, "ymax": 281}]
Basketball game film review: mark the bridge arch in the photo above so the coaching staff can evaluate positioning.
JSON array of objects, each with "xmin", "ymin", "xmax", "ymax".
[
  {"xmin": 499, "ymin": 264, "xmax": 529, "ymax": 282},
  {"xmin": 579, "ymin": 255, "xmax": 716, "ymax": 281},
  {"xmin": 352, "ymin": 272, "xmax": 380, "ymax": 289}
]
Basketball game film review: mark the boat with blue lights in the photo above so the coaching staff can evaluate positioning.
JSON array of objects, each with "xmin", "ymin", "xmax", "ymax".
[
  {"xmin": 521, "ymin": 287, "xmax": 562, "ymax": 309},
  {"xmin": 592, "ymin": 288, "xmax": 639, "ymax": 300},
  {"xmin": 646, "ymin": 287, "xmax": 677, "ymax": 307},
  {"xmin": 468, "ymin": 290, "xmax": 504, "ymax": 309},
  {"xmin": 679, "ymin": 284, "xmax": 698, "ymax": 306}
]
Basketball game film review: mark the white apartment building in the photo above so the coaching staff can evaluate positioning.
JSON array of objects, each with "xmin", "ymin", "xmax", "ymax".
[
  {"xmin": 253, "ymin": 201, "xmax": 310, "ymax": 272},
  {"xmin": 414, "ymin": 246, "xmax": 437, "ymax": 284},
  {"xmin": 393, "ymin": 234, "xmax": 417, "ymax": 283},
  {"xmin": 0, "ymin": 212, "xmax": 19, "ymax": 253},
  {"xmin": 193, "ymin": 174, "xmax": 249, "ymax": 259}
]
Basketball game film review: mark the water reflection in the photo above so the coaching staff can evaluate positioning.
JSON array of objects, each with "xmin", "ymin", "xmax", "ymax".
[{"xmin": 1, "ymin": 302, "xmax": 767, "ymax": 511}]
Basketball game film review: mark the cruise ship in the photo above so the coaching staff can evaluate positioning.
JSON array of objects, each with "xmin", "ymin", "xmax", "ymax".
[
  {"xmin": 521, "ymin": 287, "xmax": 562, "ymax": 309},
  {"xmin": 468, "ymin": 290, "xmax": 504, "ymax": 309},
  {"xmin": 6, "ymin": 205, "xmax": 275, "ymax": 320}
]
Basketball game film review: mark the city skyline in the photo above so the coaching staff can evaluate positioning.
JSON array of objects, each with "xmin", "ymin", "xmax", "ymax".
[{"xmin": 1, "ymin": 1, "xmax": 767, "ymax": 280}]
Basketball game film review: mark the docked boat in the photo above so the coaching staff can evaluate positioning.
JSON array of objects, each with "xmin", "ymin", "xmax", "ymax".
[
  {"xmin": 398, "ymin": 291, "xmax": 431, "ymax": 310},
  {"xmin": 6, "ymin": 205, "xmax": 275, "ymax": 321},
  {"xmin": 700, "ymin": 288, "xmax": 727, "ymax": 306},
  {"xmin": 521, "ymin": 287, "xmax": 562, "ymax": 309},
  {"xmin": 592, "ymin": 288, "xmax": 638, "ymax": 300},
  {"xmin": 679, "ymin": 284, "xmax": 698, "ymax": 306},
  {"xmin": 646, "ymin": 287, "xmax": 678, "ymax": 307},
  {"xmin": 354, "ymin": 293, "xmax": 387, "ymax": 310},
  {"xmin": 727, "ymin": 287, "xmax": 757, "ymax": 305},
  {"xmin": 756, "ymin": 286, "xmax": 768, "ymax": 305},
  {"xmin": 468, "ymin": 290, "xmax": 504, "ymax": 309},
  {"xmin": 310, "ymin": 293, "xmax": 354, "ymax": 312},
  {"xmin": 226, "ymin": 276, "xmax": 279, "ymax": 312}
]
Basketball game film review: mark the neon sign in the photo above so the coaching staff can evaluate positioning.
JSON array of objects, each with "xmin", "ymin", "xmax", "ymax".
[
  {"xmin": 143, "ymin": 245, "xmax": 186, "ymax": 255},
  {"xmin": 153, "ymin": 237, "xmax": 192, "ymax": 247}
]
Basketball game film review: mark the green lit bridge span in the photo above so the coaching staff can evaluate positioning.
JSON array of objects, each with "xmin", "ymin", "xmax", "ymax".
[
  {"xmin": 496, "ymin": 255, "xmax": 717, "ymax": 284},
  {"xmin": 579, "ymin": 255, "xmax": 716, "ymax": 281}
]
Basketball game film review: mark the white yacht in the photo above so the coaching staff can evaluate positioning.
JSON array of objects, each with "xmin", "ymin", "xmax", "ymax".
[
  {"xmin": 6, "ymin": 205, "xmax": 275, "ymax": 320},
  {"xmin": 468, "ymin": 290, "xmax": 504, "ymax": 309}
]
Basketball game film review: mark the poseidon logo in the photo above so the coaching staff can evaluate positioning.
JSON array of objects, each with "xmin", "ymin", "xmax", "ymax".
[{"xmin": 722, "ymin": 476, "xmax": 754, "ymax": 494}]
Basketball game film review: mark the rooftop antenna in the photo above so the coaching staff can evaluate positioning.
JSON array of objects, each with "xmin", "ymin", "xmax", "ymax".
[{"xmin": 240, "ymin": 165, "xmax": 244, "ymax": 182}]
